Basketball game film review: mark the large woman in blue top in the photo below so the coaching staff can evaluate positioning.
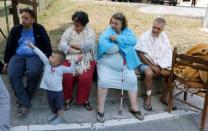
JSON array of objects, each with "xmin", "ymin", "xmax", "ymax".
[{"xmin": 96, "ymin": 12, "xmax": 143, "ymax": 122}]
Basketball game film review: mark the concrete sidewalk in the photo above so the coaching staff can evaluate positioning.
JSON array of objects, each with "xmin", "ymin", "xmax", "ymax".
[{"xmin": 1, "ymin": 73, "xmax": 207, "ymax": 131}]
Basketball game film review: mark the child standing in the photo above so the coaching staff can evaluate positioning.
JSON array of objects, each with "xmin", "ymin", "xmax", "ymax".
[{"xmin": 28, "ymin": 43, "xmax": 79, "ymax": 125}]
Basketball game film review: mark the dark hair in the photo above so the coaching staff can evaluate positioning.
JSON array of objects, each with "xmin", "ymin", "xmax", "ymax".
[
  {"xmin": 110, "ymin": 12, "xmax": 128, "ymax": 30},
  {"xmin": 21, "ymin": 8, "xmax": 36, "ymax": 19},
  {"xmin": 72, "ymin": 11, "xmax": 89, "ymax": 26},
  {"xmin": 53, "ymin": 50, "xmax": 66, "ymax": 63}
]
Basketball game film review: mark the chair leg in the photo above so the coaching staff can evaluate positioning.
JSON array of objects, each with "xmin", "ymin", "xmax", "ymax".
[
  {"xmin": 168, "ymin": 79, "xmax": 173, "ymax": 113},
  {"xmin": 200, "ymin": 93, "xmax": 208, "ymax": 130}
]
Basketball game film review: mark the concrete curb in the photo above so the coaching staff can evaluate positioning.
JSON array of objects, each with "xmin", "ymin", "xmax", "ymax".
[{"xmin": 11, "ymin": 110, "xmax": 197, "ymax": 131}]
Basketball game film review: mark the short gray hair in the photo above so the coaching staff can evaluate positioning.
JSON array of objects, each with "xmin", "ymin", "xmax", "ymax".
[{"xmin": 154, "ymin": 17, "xmax": 166, "ymax": 25}]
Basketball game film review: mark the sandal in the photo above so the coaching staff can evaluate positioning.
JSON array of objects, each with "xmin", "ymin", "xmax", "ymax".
[
  {"xmin": 129, "ymin": 109, "xmax": 144, "ymax": 121},
  {"xmin": 97, "ymin": 112, "xmax": 105, "ymax": 123},
  {"xmin": 160, "ymin": 100, "xmax": 177, "ymax": 110},
  {"xmin": 82, "ymin": 102, "xmax": 93, "ymax": 111},
  {"xmin": 15, "ymin": 101, "xmax": 21, "ymax": 110},
  {"xmin": 17, "ymin": 107, "xmax": 29, "ymax": 118},
  {"xmin": 143, "ymin": 97, "xmax": 152, "ymax": 111},
  {"xmin": 64, "ymin": 98, "xmax": 73, "ymax": 110},
  {"xmin": 143, "ymin": 102, "xmax": 152, "ymax": 111}
]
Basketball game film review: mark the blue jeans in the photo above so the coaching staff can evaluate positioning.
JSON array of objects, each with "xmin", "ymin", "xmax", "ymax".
[{"xmin": 8, "ymin": 55, "xmax": 43, "ymax": 108}]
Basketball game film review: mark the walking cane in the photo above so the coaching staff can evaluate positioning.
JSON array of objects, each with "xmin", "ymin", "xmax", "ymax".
[{"xmin": 119, "ymin": 59, "xmax": 126, "ymax": 115}]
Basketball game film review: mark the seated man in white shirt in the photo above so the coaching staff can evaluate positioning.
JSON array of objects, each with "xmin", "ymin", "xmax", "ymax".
[{"xmin": 135, "ymin": 17, "xmax": 176, "ymax": 111}]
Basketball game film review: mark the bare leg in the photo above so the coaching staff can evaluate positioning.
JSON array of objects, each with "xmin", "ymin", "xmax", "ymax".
[
  {"xmin": 128, "ymin": 91, "xmax": 138, "ymax": 111},
  {"xmin": 143, "ymin": 68, "xmax": 154, "ymax": 105},
  {"xmin": 57, "ymin": 109, "xmax": 64, "ymax": 117},
  {"xmin": 97, "ymin": 87, "xmax": 108, "ymax": 113},
  {"xmin": 128, "ymin": 91, "xmax": 144, "ymax": 120}
]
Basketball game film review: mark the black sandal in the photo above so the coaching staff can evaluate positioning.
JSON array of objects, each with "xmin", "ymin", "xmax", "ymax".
[
  {"xmin": 15, "ymin": 101, "xmax": 21, "ymax": 110},
  {"xmin": 97, "ymin": 112, "xmax": 105, "ymax": 123},
  {"xmin": 83, "ymin": 102, "xmax": 93, "ymax": 111},
  {"xmin": 129, "ymin": 109, "xmax": 144, "ymax": 120},
  {"xmin": 17, "ymin": 107, "xmax": 29, "ymax": 118},
  {"xmin": 143, "ymin": 102, "xmax": 153, "ymax": 111},
  {"xmin": 64, "ymin": 98, "xmax": 73, "ymax": 110},
  {"xmin": 143, "ymin": 96, "xmax": 152, "ymax": 111}
]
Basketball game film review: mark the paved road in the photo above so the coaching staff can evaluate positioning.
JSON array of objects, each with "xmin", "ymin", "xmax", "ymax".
[
  {"xmin": 54, "ymin": 114, "xmax": 202, "ymax": 131},
  {"xmin": 91, "ymin": 0, "xmax": 207, "ymax": 18},
  {"xmin": 138, "ymin": 5, "xmax": 206, "ymax": 18}
]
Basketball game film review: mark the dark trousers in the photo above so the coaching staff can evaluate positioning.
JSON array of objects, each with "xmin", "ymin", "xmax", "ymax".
[{"xmin": 8, "ymin": 55, "xmax": 43, "ymax": 108}]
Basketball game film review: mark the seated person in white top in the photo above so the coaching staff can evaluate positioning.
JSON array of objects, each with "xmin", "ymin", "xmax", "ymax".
[
  {"xmin": 135, "ymin": 17, "xmax": 175, "ymax": 111},
  {"xmin": 28, "ymin": 43, "xmax": 80, "ymax": 125}
]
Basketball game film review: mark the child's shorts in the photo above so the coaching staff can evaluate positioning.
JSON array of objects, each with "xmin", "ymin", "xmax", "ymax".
[{"xmin": 47, "ymin": 90, "xmax": 63, "ymax": 113}]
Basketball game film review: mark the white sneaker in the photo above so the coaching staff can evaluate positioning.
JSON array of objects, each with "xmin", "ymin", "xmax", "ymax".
[
  {"xmin": 47, "ymin": 113, "xmax": 57, "ymax": 122},
  {"xmin": 50, "ymin": 116, "xmax": 66, "ymax": 125}
]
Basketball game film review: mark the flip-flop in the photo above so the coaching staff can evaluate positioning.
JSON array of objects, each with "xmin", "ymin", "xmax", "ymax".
[
  {"xmin": 128, "ymin": 109, "xmax": 144, "ymax": 120},
  {"xmin": 143, "ymin": 102, "xmax": 152, "ymax": 111},
  {"xmin": 143, "ymin": 96, "xmax": 152, "ymax": 111},
  {"xmin": 160, "ymin": 100, "xmax": 177, "ymax": 110},
  {"xmin": 97, "ymin": 112, "xmax": 105, "ymax": 123},
  {"xmin": 15, "ymin": 101, "xmax": 21, "ymax": 110},
  {"xmin": 17, "ymin": 107, "xmax": 29, "ymax": 118}
]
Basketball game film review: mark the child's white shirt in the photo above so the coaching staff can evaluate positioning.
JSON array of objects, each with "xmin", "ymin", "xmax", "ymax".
[{"xmin": 33, "ymin": 47, "xmax": 75, "ymax": 91}]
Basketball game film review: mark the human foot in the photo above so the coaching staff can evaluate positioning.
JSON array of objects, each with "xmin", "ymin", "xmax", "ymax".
[
  {"xmin": 83, "ymin": 101, "xmax": 93, "ymax": 111},
  {"xmin": 64, "ymin": 98, "xmax": 73, "ymax": 110},
  {"xmin": 143, "ymin": 96, "xmax": 152, "ymax": 111},
  {"xmin": 129, "ymin": 109, "xmax": 144, "ymax": 120}
]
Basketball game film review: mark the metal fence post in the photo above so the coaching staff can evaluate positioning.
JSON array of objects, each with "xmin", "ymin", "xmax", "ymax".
[{"xmin": 4, "ymin": 0, "xmax": 9, "ymax": 35}]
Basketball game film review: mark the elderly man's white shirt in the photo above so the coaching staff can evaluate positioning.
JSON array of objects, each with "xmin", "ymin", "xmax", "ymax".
[{"xmin": 135, "ymin": 30, "xmax": 172, "ymax": 68}]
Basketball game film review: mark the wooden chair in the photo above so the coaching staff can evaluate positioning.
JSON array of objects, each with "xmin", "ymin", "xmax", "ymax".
[{"xmin": 168, "ymin": 47, "xmax": 208, "ymax": 130}]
